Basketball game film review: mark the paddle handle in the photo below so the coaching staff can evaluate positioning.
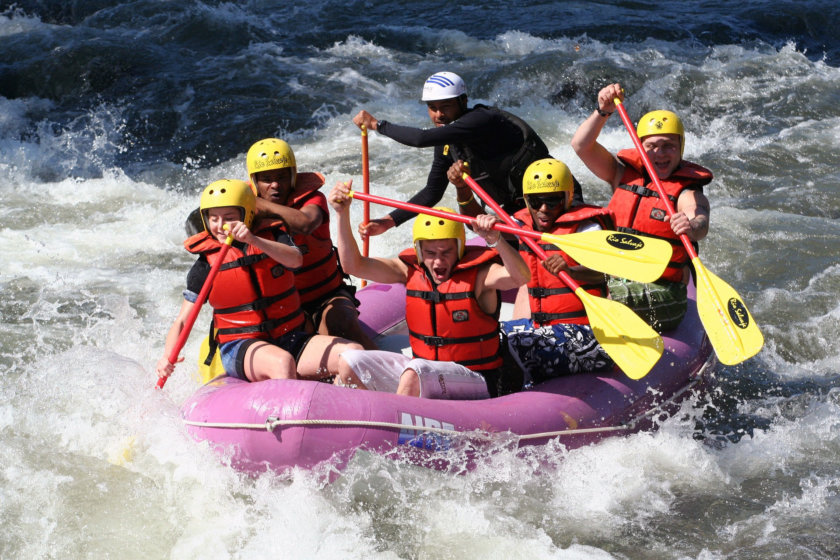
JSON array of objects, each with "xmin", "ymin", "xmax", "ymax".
[
  {"xmin": 157, "ymin": 233, "xmax": 234, "ymax": 389},
  {"xmin": 349, "ymin": 190, "xmax": 544, "ymax": 241},
  {"xmin": 461, "ymin": 173, "xmax": 582, "ymax": 291},
  {"xmin": 360, "ymin": 126, "xmax": 370, "ymax": 286},
  {"xmin": 613, "ymin": 99, "xmax": 699, "ymax": 261}
]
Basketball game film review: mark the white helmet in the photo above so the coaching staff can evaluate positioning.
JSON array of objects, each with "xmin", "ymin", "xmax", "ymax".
[{"xmin": 421, "ymin": 72, "xmax": 467, "ymax": 102}]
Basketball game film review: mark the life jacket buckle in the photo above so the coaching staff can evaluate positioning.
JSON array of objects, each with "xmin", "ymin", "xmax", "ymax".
[{"xmin": 424, "ymin": 336, "xmax": 445, "ymax": 347}]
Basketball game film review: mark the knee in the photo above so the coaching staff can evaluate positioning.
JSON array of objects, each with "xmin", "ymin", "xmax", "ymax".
[
  {"xmin": 336, "ymin": 355, "xmax": 366, "ymax": 389},
  {"xmin": 396, "ymin": 368, "xmax": 421, "ymax": 397},
  {"xmin": 274, "ymin": 353, "xmax": 297, "ymax": 380},
  {"xmin": 346, "ymin": 341, "xmax": 364, "ymax": 352}
]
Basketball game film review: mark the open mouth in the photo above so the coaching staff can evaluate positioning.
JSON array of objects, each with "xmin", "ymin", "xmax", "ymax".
[
  {"xmin": 536, "ymin": 214, "xmax": 554, "ymax": 229},
  {"xmin": 432, "ymin": 266, "xmax": 448, "ymax": 280}
]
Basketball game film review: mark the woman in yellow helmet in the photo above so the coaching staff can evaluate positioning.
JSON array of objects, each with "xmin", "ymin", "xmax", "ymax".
[
  {"xmin": 156, "ymin": 179, "xmax": 366, "ymax": 387},
  {"xmin": 570, "ymin": 83, "xmax": 712, "ymax": 331}
]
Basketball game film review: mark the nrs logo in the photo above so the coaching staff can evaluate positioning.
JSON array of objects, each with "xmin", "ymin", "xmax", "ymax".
[
  {"xmin": 397, "ymin": 412, "xmax": 454, "ymax": 451},
  {"xmin": 451, "ymin": 310, "xmax": 469, "ymax": 322}
]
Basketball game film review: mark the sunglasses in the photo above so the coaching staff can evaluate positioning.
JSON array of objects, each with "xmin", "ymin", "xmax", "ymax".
[{"xmin": 525, "ymin": 194, "xmax": 565, "ymax": 210}]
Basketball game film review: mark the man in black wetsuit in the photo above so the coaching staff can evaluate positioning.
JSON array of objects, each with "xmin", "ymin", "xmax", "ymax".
[{"xmin": 352, "ymin": 71, "xmax": 583, "ymax": 238}]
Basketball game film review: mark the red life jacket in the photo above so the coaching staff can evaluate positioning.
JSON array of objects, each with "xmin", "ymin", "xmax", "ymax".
[
  {"xmin": 282, "ymin": 172, "xmax": 346, "ymax": 305},
  {"xmin": 513, "ymin": 205, "xmax": 612, "ymax": 326},
  {"xmin": 608, "ymin": 149, "xmax": 713, "ymax": 282},
  {"xmin": 184, "ymin": 226, "xmax": 304, "ymax": 344},
  {"xmin": 399, "ymin": 246, "xmax": 503, "ymax": 372}
]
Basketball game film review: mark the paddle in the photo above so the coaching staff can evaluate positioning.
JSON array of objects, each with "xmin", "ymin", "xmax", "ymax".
[
  {"xmin": 360, "ymin": 125, "xmax": 370, "ymax": 287},
  {"xmin": 613, "ymin": 99, "xmax": 764, "ymax": 365},
  {"xmin": 157, "ymin": 228, "xmax": 234, "ymax": 389},
  {"xmin": 348, "ymin": 190, "xmax": 671, "ymax": 283},
  {"xmin": 457, "ymin": 172, "xmax": 663, "ymax": 379},
  {"xmin": 196, "ymin": 333, "xmax": 225, "ymax": 384}
]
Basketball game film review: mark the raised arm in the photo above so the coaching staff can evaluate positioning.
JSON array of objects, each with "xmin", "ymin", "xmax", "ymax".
[
  {"xmin": 571, "ymin": 82, "xmax": 626, "ymax": 189},
  {"xmin": 329, "ymin": 180, "xmax": 409, "ymax": 285}
]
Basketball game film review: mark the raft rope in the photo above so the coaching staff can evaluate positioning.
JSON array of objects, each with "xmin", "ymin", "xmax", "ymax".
[{"xmin": 182, "ymin": 362, "xmax": 710, "ymax": 442}]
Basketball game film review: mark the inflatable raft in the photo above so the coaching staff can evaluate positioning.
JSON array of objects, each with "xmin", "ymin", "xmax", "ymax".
[{"xmin": 180, "ymin": 275, "xmax": 714, "ymax": 475}]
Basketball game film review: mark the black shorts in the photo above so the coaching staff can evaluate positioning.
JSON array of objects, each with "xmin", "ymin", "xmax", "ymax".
[
  {"xmin": 301, "ymin": 284, "xmax": 360, "ymax": 327},
  {"xmin": 226, "ymin": 330, "xmax": 314, "ymax": 381}
]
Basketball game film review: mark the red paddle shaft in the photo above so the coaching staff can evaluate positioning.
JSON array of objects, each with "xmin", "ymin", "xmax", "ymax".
[
  {"xmin": 361, "ymin": 126, "xmax": 371, "ymax": 259},
  {"xmin": 461, "ymin": 174, "xmax": 580, "ymax": 289},
  {"xmin": 349, "ymin": 190, "xmax": 546, "ymax": 242},
  {"xmin": 157, "ymin": 235, "xmax": 233, "ymax": 389}
]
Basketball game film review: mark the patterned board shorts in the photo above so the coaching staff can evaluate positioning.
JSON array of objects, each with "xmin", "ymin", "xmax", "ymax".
[
  {"xmin": 501, "ymin": 319, "xmax": 613, "ymax": 386},
  {"xmin": 607, "ymin": 277, "xmax": 687, "ymax": 332}
]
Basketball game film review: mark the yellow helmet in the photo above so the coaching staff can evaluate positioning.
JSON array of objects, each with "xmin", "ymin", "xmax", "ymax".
[
  {"xmin": 412, "ymin": 207, "xmax": 465, "ymax": 259},
  {"xmin": 246, "ymin": 138, "xmax": 297, "ymax": 187},
  {"xmin": 199, "ymin": 179, "xmax": 256, "ymax": 232},
  {"xmin": 636, "ymin": 110, "xmax": 684, "ymax": 156},
  {"xmin": 522, "ymin": 158, "xmax": 573, "ymax": 211}
]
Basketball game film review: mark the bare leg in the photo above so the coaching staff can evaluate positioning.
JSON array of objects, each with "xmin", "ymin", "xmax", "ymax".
[
  {"xmin": 336, "ymin": 353, "xmax": 367, "ymax": 389},
  {"xmin": 396, "ymin": 368, "xmax": 421, "ymax": 397},
  {"xmin": 318, "ymin": 296, "xmax": 378, "ymax": 350},
  {"xmin": 297, "ymin": 335, "xmax": 367, "ymax": 389},
  {"xmin": 242, "ymin": 341, "xmax": 297, "ymax": 382}
]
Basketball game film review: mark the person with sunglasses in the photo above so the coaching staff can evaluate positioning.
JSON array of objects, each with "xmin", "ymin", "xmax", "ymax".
[
  {"xmin": 502, "ymin": 158, "xmax": 615, "ymax": 386},
  {"xmin": 571, "ymin": 83, "xmax": 712, "ymax": 331}
]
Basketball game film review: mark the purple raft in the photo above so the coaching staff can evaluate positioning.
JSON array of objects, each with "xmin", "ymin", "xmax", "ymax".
[{"xmin": 181, "ymin": 280, "xmax": 714, "ymax": 475}]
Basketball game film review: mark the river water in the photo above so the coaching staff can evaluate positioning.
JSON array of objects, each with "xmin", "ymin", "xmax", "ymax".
[{"xmin": 1, "ymin": 1, "xmax": 839, "ymax": 558}]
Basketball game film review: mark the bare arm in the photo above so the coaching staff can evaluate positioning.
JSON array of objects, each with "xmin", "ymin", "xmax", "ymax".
[
  {"xmin": 570, "ymin": 82, "xmax": 626, "ymax": 190},
  {"xmin": 328, "ymin": 180, "xmax": 409, "ymax": 284},
  {"xmin": 472, "ymin": 214, "xmax": 530, "ymax": 292},
  {"xmin": 255, "ymin": 197, "xmax": 324, "ymax": 235},
  {"xmin": 673, "ymin": 189, "xmax": 711, "ymax": 241},
  {"xmin": 228, "ymin": 221, "xmax": 303, "ymax": 269},
  {"xmin": 156, "ymin": 299, "xmax": 195, "ymax": 378},
  {"xmin": 447, "ymin": 160, "xmax": 483, "ymax": 218},
  {"xmin": 541, "ymin": 254, "xmax": 605, "ymax": 286}
]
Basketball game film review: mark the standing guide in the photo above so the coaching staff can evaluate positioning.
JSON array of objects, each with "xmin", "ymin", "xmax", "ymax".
[{"xmin": 351, "ymin": 71, "xmax": 583, "ymax": 238}]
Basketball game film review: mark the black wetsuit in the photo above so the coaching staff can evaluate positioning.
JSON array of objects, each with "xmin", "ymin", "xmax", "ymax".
[{"xmin": 377, "ymin": 104, "xmax": 583, "ymax": 225}]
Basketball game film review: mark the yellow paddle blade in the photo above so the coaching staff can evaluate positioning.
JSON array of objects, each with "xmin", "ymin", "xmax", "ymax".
[
  {"xmin": 576, "ymin": 288, "xmax": 664, "ymax": 379},
  {"xmin": 541, "ymin": 230, "xmax": 672, "ymax": 283},
  {"xmin": 692, "ymin": 258, "xmax": 764, "ymax": 365},
  {"xmin": 196, "ymin": 334, "xmax": 225, "ymax": 384}
]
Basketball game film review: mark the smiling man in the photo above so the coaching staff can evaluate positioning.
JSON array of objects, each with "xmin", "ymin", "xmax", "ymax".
[
  {"xmin": 571, "ymin": 83, "xmax": 712, "ymax": 331},
  {"xmin": 351, "ymin": 71, "xmax": 583, "ymax": 237}
]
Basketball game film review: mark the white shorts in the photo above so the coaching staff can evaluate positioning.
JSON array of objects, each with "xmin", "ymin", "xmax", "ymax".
[{"xmin": 340, "ymin": 350, "xmax": 490, "ymax": 400}]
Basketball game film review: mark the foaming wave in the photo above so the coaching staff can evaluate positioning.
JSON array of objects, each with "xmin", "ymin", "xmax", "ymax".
[{"xmin": 0, "ymin": 6, "xmax": 45, "ymax": 37}]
